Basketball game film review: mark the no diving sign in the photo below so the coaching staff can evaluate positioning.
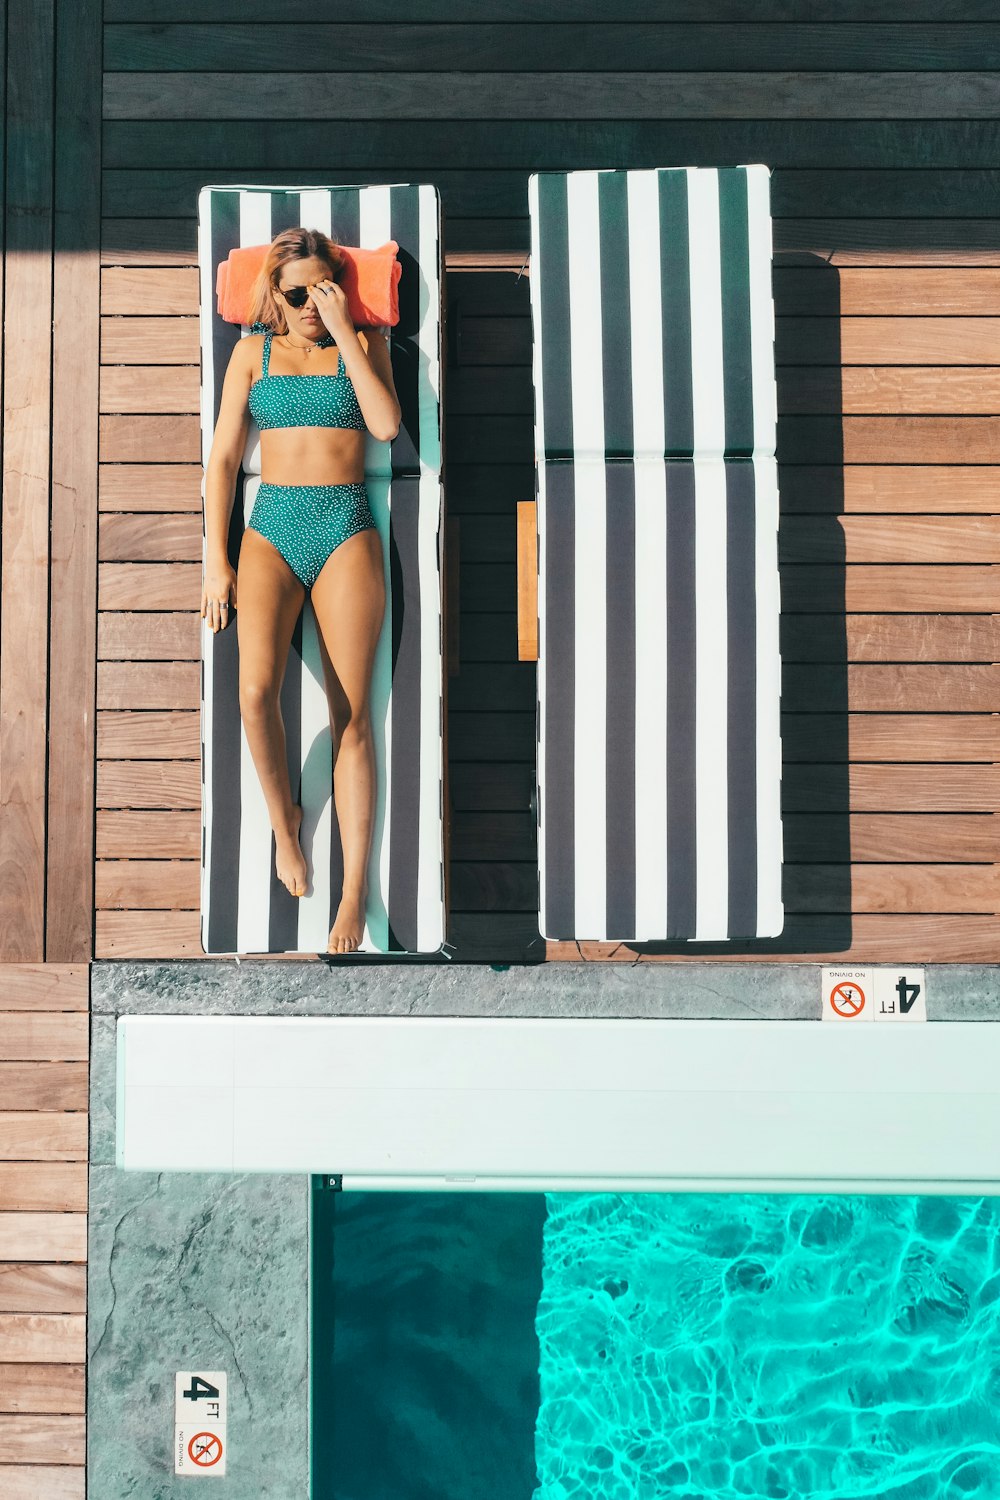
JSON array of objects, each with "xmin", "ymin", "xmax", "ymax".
[
  {"xmin": 821, "ymin": 968, "xmax": 926, "ymax": 1022},
  {"xmin": 175, "ymin": 1371, "xmax": 227, "ymax": 1477}
]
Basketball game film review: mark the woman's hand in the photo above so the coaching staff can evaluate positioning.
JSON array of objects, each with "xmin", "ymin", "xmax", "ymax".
[
  {"xmin": 202, "ymin": 560, "xmax": 237, "ymax": 633},
  {"xmin": 309, "ymin": 278, "xmax": 356, "ymax": 344}
]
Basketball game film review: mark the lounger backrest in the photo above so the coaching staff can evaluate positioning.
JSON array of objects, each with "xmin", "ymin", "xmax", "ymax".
[{"xmin": 198, "ymin": 183, "xmax": 445, "ymax": 955}]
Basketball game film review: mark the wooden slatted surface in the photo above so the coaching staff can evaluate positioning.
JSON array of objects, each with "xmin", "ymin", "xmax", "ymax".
[{"xmin": 0, "ymin": 966, "xmax": 87, "ymax": 1498}]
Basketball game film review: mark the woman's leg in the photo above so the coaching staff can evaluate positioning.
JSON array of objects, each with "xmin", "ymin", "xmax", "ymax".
[
  {"xmin": 309, "ymin": 524, "xmax": 386, "ymax": 953},
  {"xmin": 236, "ymin": 528, "xmax": 309, "ymax": 896}
]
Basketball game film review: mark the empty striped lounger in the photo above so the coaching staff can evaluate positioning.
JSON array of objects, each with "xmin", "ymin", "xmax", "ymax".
[
  {"xmin": 198, "ymin": 183, "xmax": 446, "ymax": 956},
  {"xmin": 527, "ymin": 165, "xmax": 784, "ymax": 944}
]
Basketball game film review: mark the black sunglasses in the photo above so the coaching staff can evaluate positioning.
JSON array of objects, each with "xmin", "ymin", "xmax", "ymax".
[{"xmin": 276, "ymin": 283, "xmax": 319, "ymax": 310}]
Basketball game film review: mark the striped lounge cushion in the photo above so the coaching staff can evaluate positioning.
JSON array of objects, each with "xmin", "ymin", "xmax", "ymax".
[
  {"xmin": 198, "ymin": 183, "xmax": 445, "ymax": 955},
  {"xmin": 527, "ymin": 166, "xmax": 784, "ymax": 942}
]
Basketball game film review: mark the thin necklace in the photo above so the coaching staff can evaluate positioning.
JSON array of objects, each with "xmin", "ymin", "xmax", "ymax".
[{"xmin": 280, "ymin": 330, "xmax": 335, "ymax": 356}]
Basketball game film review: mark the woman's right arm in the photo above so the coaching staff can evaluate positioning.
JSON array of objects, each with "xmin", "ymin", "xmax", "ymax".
[{"xmin": 202, "ymin": 337, "xmax": 255, "ymax": 631}]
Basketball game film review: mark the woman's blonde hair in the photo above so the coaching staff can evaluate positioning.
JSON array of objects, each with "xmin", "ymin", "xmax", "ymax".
[{"xmin": 246, "ymin": 226, "xmax": 344, "ymax": 334}]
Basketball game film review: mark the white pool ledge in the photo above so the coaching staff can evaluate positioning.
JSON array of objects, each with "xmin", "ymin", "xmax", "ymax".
[{"xmin": 115, "ymin": 1016, "xmax": 1000, "ymax": 1195}]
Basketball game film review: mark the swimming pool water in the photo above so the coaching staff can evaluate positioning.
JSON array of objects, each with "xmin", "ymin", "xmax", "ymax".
[
  {"xmin": 311, "ymin": 1187, "xmax": 1000, "ymax": 1499},
  {"xmin": 535, "ymin": 1193, "xmax": 1000, "ymax": 1500}
]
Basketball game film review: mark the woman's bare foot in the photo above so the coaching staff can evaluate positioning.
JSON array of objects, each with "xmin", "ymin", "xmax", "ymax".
[
  {"xmin": 275, "ymin": 804, "xmax": 308, "ymax": 897},
  {"xmin": 327, "ymin": 889, "xmax": 365, "ymax": 953}
]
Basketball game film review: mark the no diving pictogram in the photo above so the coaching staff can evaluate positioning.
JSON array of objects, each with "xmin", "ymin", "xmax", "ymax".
[
  {"xmin": 188, "ymin": 1432, "xmax": 224, "ymax": 1468},
  {"xmin": 830, "ymin": 981, "xmax": 865, "ymax": 1017}
]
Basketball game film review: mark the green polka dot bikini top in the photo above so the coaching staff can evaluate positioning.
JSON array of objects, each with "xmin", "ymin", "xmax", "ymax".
[{"xmin": 247, "ymin": 327, "xmax": 367, "ymax": 432}]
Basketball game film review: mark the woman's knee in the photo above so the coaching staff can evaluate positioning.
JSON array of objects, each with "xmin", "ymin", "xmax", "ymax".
[
  {"xmin": 239, "ymin": 675, "xmax": 281, "ymax": 720},
  {"xmin": 333, "ymin": 706, "xmax": 373, "ymax": 748}
]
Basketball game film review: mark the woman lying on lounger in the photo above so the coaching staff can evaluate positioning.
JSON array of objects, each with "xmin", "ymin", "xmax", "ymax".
[{"xmin": 200, "ymin": 227, "xmax": 401, "ymax": 955}]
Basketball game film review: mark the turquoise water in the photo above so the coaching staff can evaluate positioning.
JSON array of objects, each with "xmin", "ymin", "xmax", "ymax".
[{"xmin": 534, "ymin": 1193, "xmax": 1000, "ymax": 1500}]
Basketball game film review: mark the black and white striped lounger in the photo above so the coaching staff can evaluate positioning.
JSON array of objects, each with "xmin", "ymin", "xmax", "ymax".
[
  {"xmin": 198, "ymin": 183, "xmax": 445, "ymax": 956},
  {"xmin": 527, "ymin": 166, "xmax": 784, "ymax": 943}
]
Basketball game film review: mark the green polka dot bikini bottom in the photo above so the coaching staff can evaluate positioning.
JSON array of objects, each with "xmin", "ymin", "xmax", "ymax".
[{"xmin": 246, "ymin": 480, "xmax": 377, "ymax": 588}]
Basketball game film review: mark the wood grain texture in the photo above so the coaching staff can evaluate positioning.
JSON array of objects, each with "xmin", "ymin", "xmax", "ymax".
[
  {"xmin": 96, "ymin": 860, "xmax": 199, "ymax": 910},
  {"xmin": 545, "ymin": 915, "xmax": 1000, "ymax": 963},
  {"xmin": 100, "ymin": 315, "xmax": 199, "ymax": 363},
  {"xmin": 0, "ymin": 1267, "xmax": 86, "ymax": 1314},
  {"xmin": 0, "ymin": 1169, "xmax": 87, "ymax": 1215},
  {"xmin": 780, "ymin": 466, "xmax": 1000, "ymax": 514},
  {"xmin": 100, "ymin": 364, "xmax": 198, "ymax": 413},
  {"xmin": 0, "ymin": 1017, "xmax": 88, "ymax": 1063},
  {"xmin": 102, "ymin": 72, "xmax": 1000, "ymax": 122},
  {"xmin": 0, "ymin": 1119, "xmax": 87, "ymax": 1163},
  {"xmin": 0, "ymin": 1316, "xmax": 85, "ymax": 1363},
  {"xmin": 777, "ymin": 318, "xmax": 1000, "ymax": 365},
  {"xmin": 97, "ymin": 760, "xmax": 201, "ymax": 808},
  {"xmin": 0, "ymin": 1219, "xmax": 86, "ymax": 1266},
  {"xmin": 0, "ymin": 1364, "xmax": 84, "ymax": 1414},
  {"xmin": 47, "ymin": 0, "xmax": 101, "ymax": 963},
  {"xmin": 95, "ymin": 908, "xmax": 220, "ymax": 957},
  {"xmin": 782, "ymin": 763, "xmax": 1000, "ymax": 812},
  {"xmin": 1, "ymin": 0, "xmax": 55, "ymax": 961},
  {"xmin": 0, "ymin": 1066, "xmax": 88, "ymax": 1113},
  {"xmin": 0, "ymin": 971, "xmax": 87, "ymax": 1013},
  {"xmin": 99, "ymin": 611, "xmax": 200, "ymax": 660},
  {"xmin": 99, "ymin": 464, "xmax": 202, "ymax": 510},
  {"xmin": 100, "ymin": 413, "xmax": 200, "ymax": 462},
  {"xmin": 100, "ymin": 2, "xmax": 1000, "ymax": 22},
  {"xmin": 781, "ymin": 368, "xmax": 1000, "ymax": 416},
  {"xmin": 97, "ymin": 710, "xmax": 200, "ymax": 760},
  {"xmin": 0, "ymin": 1465, "xmax": 84, "ymax": 1498},
  {"xmin": 99, "ymin": 562, "xmax": 200, "ymax": 611},
  {"xmin": 785, "ymin": 864, "xmax": 998, "ymax": 915},
  {"xmin": 101, "ymin": 23, "xmax": 1000, "ymax": 74},
  {"xmin": 99, "ymin": 512, "xmax": 201, "ymax": 561},
  {"xmin": 782, "ymin": 614, "xmax": 999, "ymax": 663},
  {"xmin": 97, "ymin": 811, "xmax": 200, "ymax": 859},
  {"xmin": 97, "ymin": 661, "xmax": 200, "ymax": 711},
  {"xmin": 781, "ymin": 714, "xmax": 998, "ymax": 763}
]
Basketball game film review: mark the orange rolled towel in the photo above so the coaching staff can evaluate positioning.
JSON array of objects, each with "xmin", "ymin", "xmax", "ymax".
[{"xmin": 216, "ymin": 240, "xmax": 402, "ymax": 328}]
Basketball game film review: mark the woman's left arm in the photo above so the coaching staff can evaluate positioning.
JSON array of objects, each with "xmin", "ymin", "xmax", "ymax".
[{"xmin": 309, "ymin": 278, "xmax": 400, "ymax": 441}]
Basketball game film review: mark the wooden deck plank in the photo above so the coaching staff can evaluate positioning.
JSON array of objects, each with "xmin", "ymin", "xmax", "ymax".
[
  {"xmin": 97, "ymin": 661, "xmax": 199, "ymax": 711},
  {"xmin": 786, "ymin": 864, "xmax": 999, "ymax": 915},
  {"xmin": 0, "ymin": 1066, "xmax": 88, "ymax": 1113},
  {"xmin": 0, "ymin": 971, "xmax": 88, "ymax": 1013},
  {"xmin": 0, "ymin": 1169, "xmax": 87, "ymax": 1216},
  {"xmin": 0, "ymin": 1018, "xmax": 89, "ymax": 1063},
  {"xmin": 782, "ymin": 367, "xmax": 1000, "ymax": 416},
  {"xmin": 0, "ymin": 1466, "xmax": 84, "ymax": 1498},
  {"xmin": 99, "ymin": 463, "xmax": 202, "ymax": 510},
  {"xmin": 47, "ymin": 0, "xmax": 101, "ymax": 963},
  {"xmin": 0, "ymin": 1415, "xmax": 85, "ymax": 1464},
  {"xmin": 100, "ymin": 413, "xmax": 200, "ymax": 462},
  {"xmin": 0, "ymin": 0, "xmax": 55, "ymax": 962},
  {"xmin": 782, "ymin": 764, "xmax": 1000, "ymax": 813},
  {"xmin": 98, "ymin": 811, "xmax": 200, "ymax": 858},
  {"xmin": 99, "ymin": 512, "xmax": 202, "ymax": 561},
  {"xmin": 781, "ymin": 515, "xmax": 1000, "ymax": 564},
  {"xmin": 545, "ymin": 912, "xmax": 1000, "ymax": 963},
  {"xmin": 100, "ymin": 315, "xmax": 198, "ymax": 363},
  {"xmin": 96, "ymin": 860, "xmax": 199, "ymax": 910},
  {"xmin": 97, "ymin": 762, "xmax": 201, "ymax": 808},
  {"xmin": 0, "ymin": 1368, "xmax": 83, "ymax": 1410},
  {"xmin": 99, "ymin": 611, "xmax": 200, "ymax": 660},
  {"xmin": 0, "ymin": 1316, "xmax": 86, "ymax": 1364},
  {"xmin": 0, "ymin": 1268, "xmax": 86, "ymax": 1314},
  {"xmin": 782, "ymin": 714, "xmax": 998, "ymax": 763},
  {"xmin": 97, "ymin": 72, "xmax": 1000, "ymax": 124},
  {"xmin": 0, "ymin": 1365, "xmax": 84, "ymax": 1415},
  {"xmin": 782, "ymin": 615, "xmax": 999, "ymax": 664},
  {"xmin": 778, "ymin": 317, "xmax": 1000, "ymax": 366},
  {"xmin": 100, "ymin": 364, "xmax": 198, "ymax": 412},
  {"xmin": 97, "ymin": 710, "xmax": 200, "ymax": 760},
  {"xmin": 0, "ymin": 1119, "xmax": 87, "ymax": 1164},
  {"xmin": 782, "ymin": 465, "xmax": 1000, "ymax": 514},
  {"xmin": 99, "ymin": 562, "xmax": 200, "ymax": 611},
  {"xmin": 0, "ymin": 1219, "xmax": 87, "ymax": 1266}
]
